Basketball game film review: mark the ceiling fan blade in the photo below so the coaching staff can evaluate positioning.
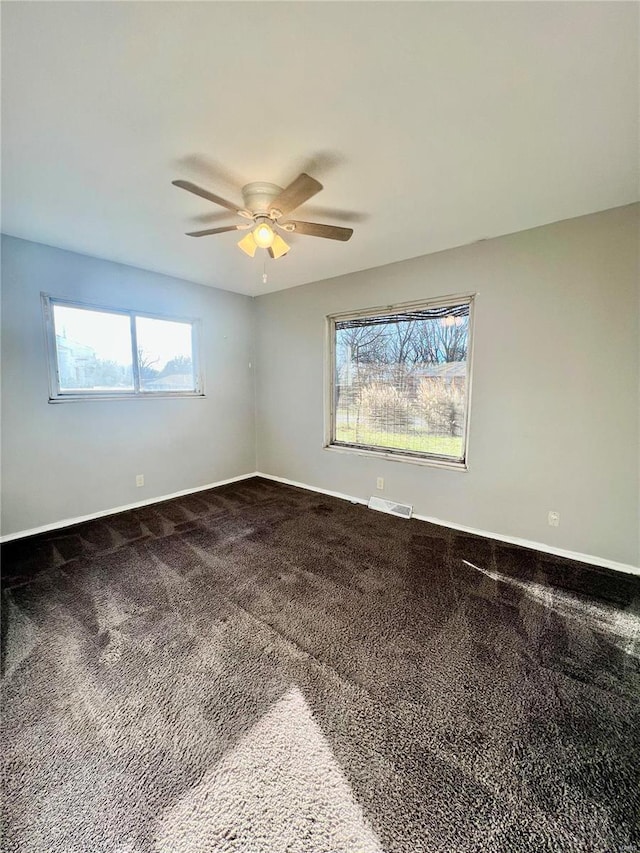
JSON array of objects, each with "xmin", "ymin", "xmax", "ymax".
[
  {"xmin": 295, "ymin": 205, "xmax": 366, "ymax": 224},
  {"xmin": 185, "ymin": 225, "xmax": 244, "ymax": 237},
  {"xmin": 269, "ymin": 173, "xmax": 323, "ymax": 218},
  {"xmin": 283, "ymin": 220, "xmax": 353, "ymax": 241},
  {"xmin": 172, "ymin": 180, "xmax": 244, "ymax": 215},
  {"xmin": 191, "ymin": 210, "xmax": 237, "ymax": 225}
]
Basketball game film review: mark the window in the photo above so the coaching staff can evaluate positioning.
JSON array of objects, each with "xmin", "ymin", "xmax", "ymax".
[
  {"xmin": 42, "ymin": 295, "xmax": 202, "ymax": 400},
  {"xmin": 328, "ymin": 295, "xmax": 474, "ymax": 467}
]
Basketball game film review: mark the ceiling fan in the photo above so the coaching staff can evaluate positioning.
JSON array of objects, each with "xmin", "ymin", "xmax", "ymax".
[{"xmin": 172, "ymin": 173, "xmax": 353, "ymax": 259}]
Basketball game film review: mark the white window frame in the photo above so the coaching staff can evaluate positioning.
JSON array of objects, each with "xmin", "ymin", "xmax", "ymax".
[
  {"xmin": 325, "ymin": 293, "xmax": 476, "ymax": 470},
  {"xmin": 42, "ymin": 294, "xmax": 204, "ymax": 402}
]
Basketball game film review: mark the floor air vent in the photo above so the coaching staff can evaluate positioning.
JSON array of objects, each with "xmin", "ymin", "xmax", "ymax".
[{"xmin": 367, "ymin": 496, "xmax": 413, "ymax": 519}]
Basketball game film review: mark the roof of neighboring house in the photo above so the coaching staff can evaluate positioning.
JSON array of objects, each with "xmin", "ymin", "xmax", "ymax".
[{"xmin": 413, "ymin": 362, "xmax": 466, "ymax": 379}]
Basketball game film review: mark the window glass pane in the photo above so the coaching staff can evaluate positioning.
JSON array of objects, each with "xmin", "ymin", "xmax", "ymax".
[
  {"xmin": 334, "ymin": 304, "xmax": 469, "ymax": 460},
  {"xmin": 53, "ymin": 304, "xmax": 134, "ymax": 392},
  {"xmin": 135, "ymin": 316, "xmax": 195, "ymax": 392}
]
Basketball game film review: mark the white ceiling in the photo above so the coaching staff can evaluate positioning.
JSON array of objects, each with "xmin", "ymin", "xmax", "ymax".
[{"xmin": 2, "ymin": 2, "xmax": 638, "ymax": 296}]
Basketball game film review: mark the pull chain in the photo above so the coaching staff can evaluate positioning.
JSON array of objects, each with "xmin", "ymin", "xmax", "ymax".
[{"xmin": 262, "ymin": 257, "xmax": 268, "ymax": 285}]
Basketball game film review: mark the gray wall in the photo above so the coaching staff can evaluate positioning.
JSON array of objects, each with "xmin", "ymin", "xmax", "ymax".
[
  {"xmin": 1, "ymin": 235, "xmax": 256, "ymax": 536},
  {"xmin": 255, "ymin": 205, "xmax": 640, "ymax": 567},
  {"xmin": 3, "ymin": 207, "xmax": 639, "ymax": 566}
]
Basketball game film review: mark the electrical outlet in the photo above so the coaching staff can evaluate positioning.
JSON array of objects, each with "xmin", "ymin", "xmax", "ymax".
[
  {"xmin": 548, "ymin": 510, "xmax": 560, "ymax": 527},
  {"xmin": 136, "ymin": 474, "xmax": 144, "ymax": 488},
  {"xmin": 376, "ymin": 477, "xmax": 384, "ymax": 490}
]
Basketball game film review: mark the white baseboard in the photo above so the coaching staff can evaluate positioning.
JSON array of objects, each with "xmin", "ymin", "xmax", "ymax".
[
  {"xmin": 257, "ymin": 471, "xmax": 370, "ymax": 508},
  {"xmin": 0, "ymin": 472, "xmax": 259, "ymax": 543},
  {"xmin": 255, "ymin": 472, "xmax": 640, "ymax": 577},
  {"xmin": 4, "ymin": 469, "xmax": 639, "ymax": 578}
]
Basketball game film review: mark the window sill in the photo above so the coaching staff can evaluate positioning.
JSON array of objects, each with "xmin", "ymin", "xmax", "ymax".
[
  {"xmin": 48, "ymin": 393, "xmax": 206, "ymax": 403},
  {"xmin": 324, "ymin": 442, "xmax": 468, "ymax": 471}
]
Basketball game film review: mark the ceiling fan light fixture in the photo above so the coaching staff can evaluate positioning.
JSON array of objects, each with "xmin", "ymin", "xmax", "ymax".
[
  {"xmin": 237, "ymin": 231, "xmax": 258, "ymax": 257},
  {"xmin": 253, "ymin": 220, "xmax": 275, "ymax": 249},
  {"xmin": 268, "ymin": 234, "xmax": 290, "ymax": 260}
]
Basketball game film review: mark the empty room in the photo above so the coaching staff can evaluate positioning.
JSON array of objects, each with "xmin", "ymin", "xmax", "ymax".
[{"xmin": 1, "ymin": 2, "xmax": 638, "ymax": 851}]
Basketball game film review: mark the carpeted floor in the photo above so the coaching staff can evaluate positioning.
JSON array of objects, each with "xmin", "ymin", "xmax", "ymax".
[{"xmin": 2, "ymin": 477, "xmax": 639, "ymax": 853}]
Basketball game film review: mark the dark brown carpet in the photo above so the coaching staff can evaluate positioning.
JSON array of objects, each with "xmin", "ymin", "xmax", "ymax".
[{"xmin": 2, "ymin": 477, "xmax": 639, "ymax": 852}]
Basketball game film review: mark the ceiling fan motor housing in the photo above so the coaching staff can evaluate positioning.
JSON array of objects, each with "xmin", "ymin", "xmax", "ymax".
[{"xmin": 241, "ymin": 182, "xmax": 283, "ymax": 218}]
